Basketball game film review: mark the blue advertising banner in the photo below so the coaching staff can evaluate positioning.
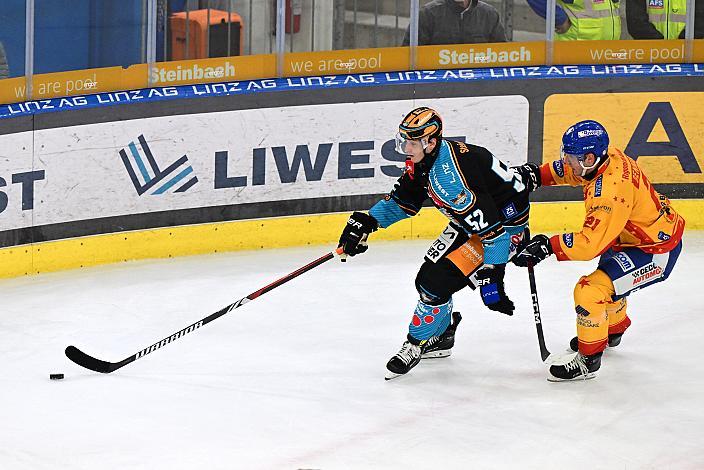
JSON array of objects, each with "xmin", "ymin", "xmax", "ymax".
[{"xmin": 3, "ymin": 63, "xmax": 704, "ymax": 120}]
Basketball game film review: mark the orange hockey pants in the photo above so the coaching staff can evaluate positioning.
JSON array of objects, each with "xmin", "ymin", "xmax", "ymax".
[{"xmin": 573, "ymin": 269, "xmax": 631, "ymax": 356}]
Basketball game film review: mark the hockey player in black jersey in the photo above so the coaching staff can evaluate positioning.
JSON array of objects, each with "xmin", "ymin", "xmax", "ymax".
[{"xmin": 337, "ymin": 107, "xmax": 531, "ymax": 380}]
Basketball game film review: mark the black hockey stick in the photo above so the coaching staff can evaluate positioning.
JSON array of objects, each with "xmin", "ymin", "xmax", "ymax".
[
  {"xmin": 527, "ymin": 260, "xmax": 552, "ymax": 362},
  {"xmin": 66, "ymin": 248, "xmax": 341, "ymax": 374}
]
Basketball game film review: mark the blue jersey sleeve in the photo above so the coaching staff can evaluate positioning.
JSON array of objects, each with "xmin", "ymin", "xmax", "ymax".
[{"xmin": 369, "ymin": 197, "xmax": 410, "ymax": 229}]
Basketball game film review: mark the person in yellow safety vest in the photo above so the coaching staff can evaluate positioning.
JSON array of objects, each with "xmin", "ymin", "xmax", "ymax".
[
  {"xmin": 527, "ymin": 0, "xmax": 621, "ymax": 40},
  {"xmin": 627, "ymin": 0, "xmax": 704, "ymax": 39}
]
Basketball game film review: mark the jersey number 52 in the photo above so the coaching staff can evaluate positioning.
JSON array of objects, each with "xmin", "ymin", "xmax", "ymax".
[{"xmin": 465, "ymin": 209, "xmax": 488, "ymax": 231}]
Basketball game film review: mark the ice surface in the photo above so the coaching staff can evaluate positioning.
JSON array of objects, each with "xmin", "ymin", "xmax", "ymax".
[{"xmin": 1, "ymin": 232, "xmax": 703, "ymax": 470}]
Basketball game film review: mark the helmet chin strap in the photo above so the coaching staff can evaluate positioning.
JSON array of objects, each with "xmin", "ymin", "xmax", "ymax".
[{"xmin": 578, "ymin": 156, "xmax": 601, "ymax": 177}]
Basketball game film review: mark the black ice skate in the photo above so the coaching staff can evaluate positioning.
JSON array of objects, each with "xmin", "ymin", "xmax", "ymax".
[
  {"xmin": 569, "ymin": 333, "xmax": 624, "ymax": 353},
  {"xmin": 548, "ymin": 352, "xmax": 602, "ymax": 382},
  {"xmin": 385, "ymin": 341, "xmax": 422, "ymax": 380},
  {"xmin": 421, "ymin": 312, "xmax": 462, "ymax": 359}
]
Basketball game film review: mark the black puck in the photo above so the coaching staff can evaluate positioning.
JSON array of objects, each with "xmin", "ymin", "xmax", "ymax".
[{"xmin": 50, "ymin": 373, "xmax": 64, "ymax": 380}]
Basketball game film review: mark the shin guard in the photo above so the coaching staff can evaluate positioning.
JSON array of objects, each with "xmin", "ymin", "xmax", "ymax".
[{"xmin": 408, "ymin": 298, "xmax": 453, "ymax": 343}]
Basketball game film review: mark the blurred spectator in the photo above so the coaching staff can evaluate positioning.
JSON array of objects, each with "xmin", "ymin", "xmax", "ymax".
[
  {"xmin": 0, "ymin": 41, "xmax": 8, "ymax": 79},
  {"xmin": 402, "ymin": 0, "xmax": 507, "ymax": 46},
  {"xmin": 526, "ymin": 0, "xmax": 621, "ymax": 40},
  {"xmin": 627, "ymin": 0, "xmax": 704, "ymax": 39}
]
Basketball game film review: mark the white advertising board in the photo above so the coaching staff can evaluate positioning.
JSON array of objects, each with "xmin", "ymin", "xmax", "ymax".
[{"xmin": 0, "ymin": 96, "xmax": 528, "ymax": 232}]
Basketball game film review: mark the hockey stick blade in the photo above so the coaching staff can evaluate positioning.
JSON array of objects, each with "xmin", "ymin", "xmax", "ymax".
[
  {"xmin": 65, "ymin": 248, "xmax": 341, "ymax": 374},
  {"xmin": 65, "ymin": 345, "xmax": 123, "ymax": 373}
]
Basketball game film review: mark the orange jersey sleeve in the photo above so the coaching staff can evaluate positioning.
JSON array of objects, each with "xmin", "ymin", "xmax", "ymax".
[{"xmin": 539, "ymin": 159, "xmax": 583, "ymax": 187}]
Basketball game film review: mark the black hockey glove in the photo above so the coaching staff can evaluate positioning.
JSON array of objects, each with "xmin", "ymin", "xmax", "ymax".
[
  {"xmin": 511, "ymin": 163, "xmax": 541, "ymax": 192},
  {"xmin": 338, "ymin": 211, "xmax": 379, "ymax": 260},
  {"xmin": 476, "ymin": 264, "xmax": 515, "ymax": 316},
  {"xmin": 512, "ymin": 234, "xmax": 553, "ymax": 267}
]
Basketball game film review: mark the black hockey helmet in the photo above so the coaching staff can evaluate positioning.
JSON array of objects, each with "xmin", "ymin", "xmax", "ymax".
[{"xmin": 395, "ymin": 107, "xmax": 443, "ymax": 155}]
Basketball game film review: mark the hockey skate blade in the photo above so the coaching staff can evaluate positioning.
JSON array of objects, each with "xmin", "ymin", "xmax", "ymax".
[
  {"xmin": 421, "ymin": 350, "xmax": 451, "ymax": 359},
  {"xmin": 385, "ymin": 370, "xmax": 406, "ymax": 381}
]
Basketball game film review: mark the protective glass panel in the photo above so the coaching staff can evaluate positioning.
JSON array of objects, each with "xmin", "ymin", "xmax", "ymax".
[
  {"xmin": 413, "ymin": 0, "xmax": 546, "ymax": 70},
  {"xmin": 510, "ymin": 0, "xmax": 548, "ymax": 42},
  {"xmin": 34, "ymin": 0, "xmax": 148, "ymax": 74},
  {"xmin": 161, "ymin": 0, "xmax": 274, "ymax": 61},
  {"xmin": 345, "ymin": 0, "xmax": 410, "ymax": 49},
  {"xmin": 0, "ymin": 0, "xmax": 25, "ymax": 105},
  {"xmin": 280, "ymin": 0, "xmax": 411, "ymax": 52},
  {"xmin": 692, "ymin": 0, "xmax": 702, "ymax": 39},
  {"xmin": 0, "ymin": 0, "xmax": 27, "ymax": 78},
  {"xmin": 280, "ymin": 1, "xmax": 411, "ymax": 77},
  {"xmin": 411, "ymin": 0, "xmax": 548, "ymax": 45}
]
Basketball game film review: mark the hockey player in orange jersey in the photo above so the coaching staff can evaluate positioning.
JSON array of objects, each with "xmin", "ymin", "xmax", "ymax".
[{"xmin": 512, "ymin": 120, "xmax": 685, "ymax": 381}]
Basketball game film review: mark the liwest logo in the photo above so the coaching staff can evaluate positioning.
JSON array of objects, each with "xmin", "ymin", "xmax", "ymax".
[
  {"xmin": 0, "ymin": 169, "xmax": 45, "ymax": 214},
  {"xmin": 119, "ymin": 135, "xmax": 198, "ymax": 195}
]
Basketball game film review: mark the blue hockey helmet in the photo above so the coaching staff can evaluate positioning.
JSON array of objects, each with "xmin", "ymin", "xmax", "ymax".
[
  {"xmin": 561, "ymin": 120, "xmax": 609, "ymax": 159},
  {"xmin": 561, "ymin": 120, "xmax": 609, "ymax": 176}
]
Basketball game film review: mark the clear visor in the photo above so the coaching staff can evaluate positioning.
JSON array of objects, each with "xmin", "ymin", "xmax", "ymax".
[
  {"xmin": 560, "ymin": 145, "xmax": 584, "ymax": 164},
  {"xmin": 395, "ymin": 132, "xmax": 429, "ymax": 155},
  {"xmin": 560, "ymin": 145, "xmax": 600, "ymax": 177}
]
